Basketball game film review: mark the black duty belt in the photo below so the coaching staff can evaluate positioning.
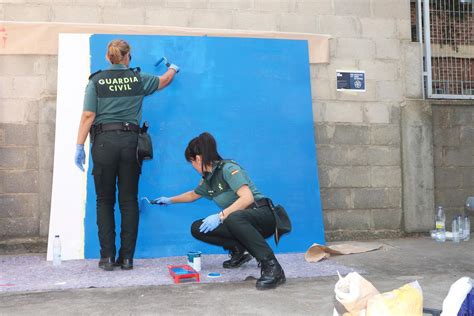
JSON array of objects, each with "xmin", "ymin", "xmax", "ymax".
[
  {"xmin": 92, "ymin": 122, "xmax": 140, "ymax": 135},
  {"xmin": 250, "ymin": 198, "xmax": 274, "ymax": 209}
]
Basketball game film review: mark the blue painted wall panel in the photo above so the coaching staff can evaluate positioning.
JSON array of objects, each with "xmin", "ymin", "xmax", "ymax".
[{"xmin": 85, "ymin": 34, "xmax": 324, "ymax": 258}]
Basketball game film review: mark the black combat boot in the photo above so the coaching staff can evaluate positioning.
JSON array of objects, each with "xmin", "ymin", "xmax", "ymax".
[
  {"xmin": 115, "ymin": 258, "xmax": 133, "ymax": 270},
  {"xmin": 256, "ymin": 256, "xmax": 286, "ymax": 290},
  {"xmin": 98, "ymin": 257, "xmax": 115, "ymax": 271},
  {"xmin": 222, "ymin": 246, "xmax": 253, "ymax": 269}
]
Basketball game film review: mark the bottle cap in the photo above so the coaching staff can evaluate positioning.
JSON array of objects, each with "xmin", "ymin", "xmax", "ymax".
[{"xmin": 55, "ymin": 235, "xmax": 59, "ymax": 237}]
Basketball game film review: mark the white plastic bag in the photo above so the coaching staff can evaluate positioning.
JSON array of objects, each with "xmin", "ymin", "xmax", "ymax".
[
  {"xmin": 441, "ymin": 277, "xmax": 473, "ymax": 316},
  {"xmin": 333, "ymin": 272, "xmax": 379, "ymax": 316}
]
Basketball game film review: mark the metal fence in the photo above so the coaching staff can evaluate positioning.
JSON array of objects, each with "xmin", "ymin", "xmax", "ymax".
[{"xmin": 421, "ymin": 0, "xmax": 474, "ymax": 99}]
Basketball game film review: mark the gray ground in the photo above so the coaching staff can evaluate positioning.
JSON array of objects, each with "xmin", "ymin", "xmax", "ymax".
[{"xmin": 1, "ymin": 237, "xmax": 472, "ymax": 315}]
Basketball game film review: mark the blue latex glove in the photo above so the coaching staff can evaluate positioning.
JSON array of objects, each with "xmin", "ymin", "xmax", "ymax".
[
  {"xmin": 74, "ymin": 144, "xmax": 85, "ymax": 172},
  {"xmin": 199, "ymin": 213, "xmax": 221, "ymax": 234},
  {"xmin": 151, "ymin": 196, "xmax": 172, "ymax": 205},
  {"xmin": 169, "ymin": 63, "xmax": 180, "ymax": 73}
]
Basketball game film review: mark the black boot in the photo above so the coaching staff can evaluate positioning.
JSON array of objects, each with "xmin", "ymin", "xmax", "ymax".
[
  {"xmin": 115, "ymin": 258, "xmax": 133, "ymax": 270},
  {"xmin": 98, "ymin": 257, "xmax": 115, "ymax": 271},
  {"xmin": 222, "ymin": 246, "xmax": 253, "ymax": 269},
  {"xmin": 256, "ymin": 257, "xmax": 286, "ymax": 290}
]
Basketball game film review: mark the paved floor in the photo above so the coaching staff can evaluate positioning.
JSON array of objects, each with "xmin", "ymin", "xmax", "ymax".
[{"xmin": 0, "ymin": 237, "xmax": 472, "ymax": 315}]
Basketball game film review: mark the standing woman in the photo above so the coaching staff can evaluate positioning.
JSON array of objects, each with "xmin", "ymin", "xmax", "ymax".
[
  {"xmin": 153, "ymin": 132, "xmax": 286, "ymax": 290},
  {"xmin": 74, "ymin": 39, "xmax": 179, "ymax": 271}
]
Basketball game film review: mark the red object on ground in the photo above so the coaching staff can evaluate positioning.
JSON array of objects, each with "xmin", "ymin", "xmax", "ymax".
[{"xmin": 167, "ymin": 264, "xmax": 200, "ymax": 284}]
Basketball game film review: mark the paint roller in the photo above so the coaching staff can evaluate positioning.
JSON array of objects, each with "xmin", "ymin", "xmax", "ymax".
[{"xmin": 155, "ymin": 57, "xmax": 180, "ymax": 73}]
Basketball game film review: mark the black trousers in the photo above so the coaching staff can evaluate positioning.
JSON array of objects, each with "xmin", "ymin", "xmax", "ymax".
[
  {"xmin": 191, "ymin": 205, "xmax": 276, "ymax": 261},
  {"xmin": 91, "ymin": 130, "xmax": 140, "ymax": 259}
]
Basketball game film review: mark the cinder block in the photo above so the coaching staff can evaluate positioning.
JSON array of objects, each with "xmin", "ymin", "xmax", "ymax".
[
  {"xmin": 367, "ymin": 146, "xmax": 400, "ymax": 166},
  {"xmin": 453, "ymin": 107, "xmax": 473, "ymax": 126},
  {"xmin": 336, "ymin": 38, "xmax": 374, "ymax": 59},
  {"xmin": 4, "ymin": 4, "xmax": 51, "ymax": 22},
  {"xmin": 360, "ymin": 18, "xmax": 397, "ymax": 39},
  {"xmin": 371, "ymin": 166, "xmax": 401, "ymax": 187},
  {"xmin": 317, "ymin": 144, "xmax": 351, "ymax": 165},
  {"xmin": 0, "ymin": 147, "xmax": 27, "ymax": 169},
  {"xmin": 295, "ymin": 0, "xmax": 332, "ymax": 15},
  {"xmin": 52, "ymin": 5, "xmax": 101, "ymax": 23},
  {"xmin": 312, "ymin": 101, "xmax": 325, "ymax": 123},
  {"xmin": 445, "ymin": 148, "xmax": 473, "ymax": 167},
  {"xmin": 145, "ymin": 8, "xmax": 190, "ymax": 27},
  {"xmin": 390, "ymin": 104, "xmax": 400, "ymax": 124},
  {"xmin": 353, "ymin": 188, "xmax": 385, "ymax": 209},
  {"xmin": 233, "ymin": 12, "xmax": 277, "ymax": 31},
  {"xmin": 254, "ymin": 0, "xmax": 295, "ymax": 12},
  {"xmin": 323, "ymin": 102, "xmax": 364, "ymax": 123},
  {"xmin": 463, "ymin": 168, "xmax": 474, "ymax": 187},
  {"xmin": 334, "ymin": 0, "xmax": 370, "ymax": 17},
  {"xmin": 314, "ymin": 58, "xmax": 357, "ymax": 80},
  {"xmin": 376, "ymin": 81, "xmax": 403, "ymax": 102},
  {"xmin": 371, "ymin": 209, "xmax": 402, "ymax": 230},
  {"xmin": 436, "ymin": 188, "xmax": 470, "ymax": 209},
  {"xmin": 314, "ymin": 123, "xmax": 335, "ymax": 145},
  {"xmin": 189, "ymin": 10, "xmax": 233, "ymax": 29},
  {"xmin": 397, "ymin": 19, "xmax": 412, "ymax": 40},
  {"xmin": 1, "ymin": 123, "xmax": 38, "ymax": 146},
  {"xmin": 311, "ymin": 78, "xmax": 332, "ymax": 100},
  {"xmin": 0, "ymin": 194, "xmax": 38, "ymax": 218},
  {"xmin": 0, "ymin": 170, "xmax": 39, "ymax": 193},
  {"xmin": 12, "ymin": 76, "xmax": 46, "ymax": 99},
  {"xmin": 44, "ymin": 56, "xmax": 58, "ymax": 97},
  {"xmin": 353, "ymin": 188, "xmax": 401, "ymax": 209},
  {"xmin": 0, "ymin": 217, "xmax": 39, "ymax": 238},
  {"xmin": 333, "ymin": 124, "xmax": 370, "ymax": 145},
  {"xmin": 325, "ymin": 209, "xmax": 371, "ymax": 230},
  {"xmin": 0, "ymin": 99, "xmax": 30, "ymax": 124},
  {"xmin": 327, "ymin": 166, "xmax": 371, "ymax": 187},
  {"xmin": 433, "ymin": 127, "xmax": 461, "ymax": 146},
  {"xmin": 318, "ymin": 16, "xmax": 361, "ymax": 38},
  {"xmin": 364, "ymin": 103, "xmax": 390, "ymax": 124},
  {"xmin": 165, "ymin": 0, "xmax": 207, "ymax": 9},
  {"xmin": 0, "ymin": 56, "xmax": 49, "ymax": 76},
  {"xmin": 358, "ymin": 60, "xmax": 399, "ymax": 81},
  {"xmin": 320, "ymin": 188, "xmax": 352, "ymax": 210},
  {"xmin": 209, "ymin": 0, "xmax": 252, "ymax": 10},
  {"xmin": 432, "ymin": 106, "xmax": 452, "ymax": 127},
  {"xmin": 279, "ymin": 14, "xmax": 318, "ymax": 33},
  {"xmin": 372, "ymin": 0, "xmax": 410, "ymax": 19},
  {"xmin": 0, "ymin": 76, "xmax": 14, "ymax": 99},
  {"xmin": 317, "ymin": 165, "xmax": 331, "ymax": 187},
  {"xmin": 102, "ymin": 7, "xmax": 144, "ymax": 25},
  {"xmin": 25, "ymin": 147, "xmax": 38, "ymax": 169},
  {"xmin": 460, "ymin": 126, "xmax": 474, "ymax": 148},
  {"xmin": 375, "ymin": 39, "xmax": 400, "ymax": 60},
  {"xmin": 434, "ymin": 167, "xmax": 463, "ymax": 189},
  {"xmin": 38, "ymin": 97, "xmax": 57, "ymax": 126},
  {"xmin": 370, "ymin": 124, "xmax": 400, "ymax": 146},
  {"xmin": 121, "ymin": 0, "xmax": 165, "ymax": 6}
]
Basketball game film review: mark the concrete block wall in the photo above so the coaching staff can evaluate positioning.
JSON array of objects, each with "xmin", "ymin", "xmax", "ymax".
[
  {"xmin": 0, "ymin": 0, "xmax": 423, "ymax": 243},
  {"xmin": 432, "ymin": 105, "xmax": 474, "ymax": 223}
]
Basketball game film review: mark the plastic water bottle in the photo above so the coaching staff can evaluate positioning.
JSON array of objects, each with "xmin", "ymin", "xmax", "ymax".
[
  {"xmin": 53, "ymin": 235, "xmax": 62, "ymax": 266},
  {"xmin": 435, "ymin": 206, "xmax": 446, "ymax": 242},
  {"xmin": 463, "ymin": 216, "xmax": 470, "ymax": 241},
  {"xmin": 458, "ymin": 215, "xmax": 464, "ymax": 240},
  {"xmin": 452, "ymin": 218, "xmax": 460, "ymax": 243}
]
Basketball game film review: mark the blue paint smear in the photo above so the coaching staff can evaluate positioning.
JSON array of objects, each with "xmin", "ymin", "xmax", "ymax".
[{"xmin": 85, "ymin": 34, "xmax": 324, "ymax": 259}]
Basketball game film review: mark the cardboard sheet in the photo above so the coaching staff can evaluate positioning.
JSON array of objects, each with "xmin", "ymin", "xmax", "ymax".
[
  {"xmin": 0, "ymin": 21, "xmax": 330, "ymax": 64},
  {"xmin": 305, "ymin": 242, "xmax": 383, "ymax": 262}
]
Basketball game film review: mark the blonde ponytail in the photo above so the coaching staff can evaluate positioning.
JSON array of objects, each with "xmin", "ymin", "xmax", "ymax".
[{"xmin": 107, "ymin": 39, "xmax": 130, "ymax": 64}]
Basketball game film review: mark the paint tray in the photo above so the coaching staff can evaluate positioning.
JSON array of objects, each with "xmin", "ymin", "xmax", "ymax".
[{"xmin": 167, "ymin": 264, "xmax": 200, "ymax": 284}]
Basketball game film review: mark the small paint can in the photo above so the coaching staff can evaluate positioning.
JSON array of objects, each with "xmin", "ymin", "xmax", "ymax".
[{"xmin": 187, "ymin": 251, "xmax": 202, "ymax": 272}]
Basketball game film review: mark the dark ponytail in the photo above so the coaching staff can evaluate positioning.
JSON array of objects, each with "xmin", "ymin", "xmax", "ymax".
[{"xmin": 185, "ymin": 132, "xmax": 223, "ymax": 170}]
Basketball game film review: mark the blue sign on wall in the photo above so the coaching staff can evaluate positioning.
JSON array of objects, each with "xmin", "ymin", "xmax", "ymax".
[{"xmin": 85, "ymin": 34, "xmax": 324, "ymax": 258}]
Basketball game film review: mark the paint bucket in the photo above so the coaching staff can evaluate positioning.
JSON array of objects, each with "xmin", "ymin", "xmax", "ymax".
[{"xmin": 187, "ymin": 251, "xmax": 202, "ymax": 272}]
